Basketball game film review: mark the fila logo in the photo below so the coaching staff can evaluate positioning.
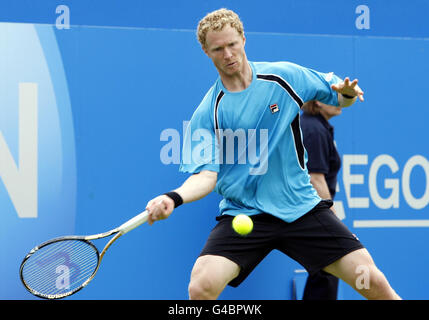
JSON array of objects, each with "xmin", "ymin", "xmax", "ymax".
[{"xmin": 269, "ymin": 103, "xmax": 279, "ymax": 114}]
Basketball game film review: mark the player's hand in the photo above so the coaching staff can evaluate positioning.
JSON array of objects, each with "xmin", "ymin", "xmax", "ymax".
[
  {"xmin": 146, "ymin": 195, "xmax": 175, "ymax": 225},
  {"xmin": 331, "ymin": 77, "xmax": 364, "ymax": 102}
]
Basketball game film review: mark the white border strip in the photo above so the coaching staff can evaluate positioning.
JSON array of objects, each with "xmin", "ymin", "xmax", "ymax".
[{"xmin": 353, "ymin": 220, "xmax": 429, "ymax": 228}]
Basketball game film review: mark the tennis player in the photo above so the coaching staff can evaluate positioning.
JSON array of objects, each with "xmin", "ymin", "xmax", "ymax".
[{"xmin": 146, "ymin": 8, "xmax": 401, "ymax": 300}]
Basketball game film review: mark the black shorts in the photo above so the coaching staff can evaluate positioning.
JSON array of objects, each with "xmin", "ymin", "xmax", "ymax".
[{"xmin": 199, "ymin": 200, "xmax": 364, "ymax": 287}]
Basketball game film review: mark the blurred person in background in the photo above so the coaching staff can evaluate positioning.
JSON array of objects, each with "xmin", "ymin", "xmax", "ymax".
[{"xmin": 301, "ymin": 100, "xmax": 342, "ymax": 300}]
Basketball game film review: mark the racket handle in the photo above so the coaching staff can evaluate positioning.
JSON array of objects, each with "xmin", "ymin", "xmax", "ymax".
[{"xmin": 118, "ymin": 210, "xmax": 149, "ymax": 234}]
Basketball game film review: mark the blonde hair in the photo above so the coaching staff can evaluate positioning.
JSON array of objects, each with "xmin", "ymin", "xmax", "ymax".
[{"xmin": 197, "ymin": 8, "xmax": 244, "ymax": 49}]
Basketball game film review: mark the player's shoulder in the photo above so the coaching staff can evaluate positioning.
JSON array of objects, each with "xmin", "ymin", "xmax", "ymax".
[{"xmin": 253, "ymin": 61, "xmax": 305, "ymax": 77}]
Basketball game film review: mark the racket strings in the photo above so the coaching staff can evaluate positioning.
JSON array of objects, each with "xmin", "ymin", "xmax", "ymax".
[{"xmin": 21, "ymin": 239, "xmax": 99, "ymax": 297}]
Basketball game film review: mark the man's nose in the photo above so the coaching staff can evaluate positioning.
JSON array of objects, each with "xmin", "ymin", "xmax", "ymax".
[{"xmin": 223, "ymin": 48, "xmax": 233, "ymax": 59}]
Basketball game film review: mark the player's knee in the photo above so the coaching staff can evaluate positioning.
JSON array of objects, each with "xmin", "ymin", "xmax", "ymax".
[
  {"xmin": 188, "ymin": 261, "xmax": 219, "ymax": 300},
  {"xmin": 188, "ymin": 276, "xmax": 217, "ymax": 300}
]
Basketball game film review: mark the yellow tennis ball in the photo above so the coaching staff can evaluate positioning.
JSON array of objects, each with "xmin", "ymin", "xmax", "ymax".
[{"xmin": 232, "ymin": 214, "xmax": 253, "ymax": 236}]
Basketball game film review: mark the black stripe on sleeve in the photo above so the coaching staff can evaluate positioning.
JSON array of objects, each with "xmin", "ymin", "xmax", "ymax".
[
  {"xmin": 291, "ymin": 113, "xmax": 305, "ymax": 169},
  {"xmin": 257, "ymin": 74, "xmax": 304, "ymax": 108}
]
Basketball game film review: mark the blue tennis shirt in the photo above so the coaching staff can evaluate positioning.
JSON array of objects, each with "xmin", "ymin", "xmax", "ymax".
[{"xmin": 180, "ymin": 61, "xmax": 342, "ymax": 222}]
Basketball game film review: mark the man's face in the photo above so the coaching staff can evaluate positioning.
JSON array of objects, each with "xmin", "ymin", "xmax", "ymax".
[{"xmin": 203, "ymin": 25, "xmax": 247, "ymax": 77}]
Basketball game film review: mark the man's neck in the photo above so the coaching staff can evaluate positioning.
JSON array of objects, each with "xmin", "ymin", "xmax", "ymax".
[{"xmin": 220, "ymin": 61, "xmax": 252, "ymax": 92}]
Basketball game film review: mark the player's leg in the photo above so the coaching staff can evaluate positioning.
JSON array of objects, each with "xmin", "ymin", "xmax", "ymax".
[
  {"xmin": 323, "ymin": 248, "xmax": 401, "ymax": 300},
  {"xmin": 275, "ymin": 200, "xmax": 400, "ymax": 300},
  {"xmin": 189, "ymin": 214, "xmax": 276, "ymax": 299},
  {"xmin": 188, "ymin": 255, "xmax": 240, "ymax": 300}
]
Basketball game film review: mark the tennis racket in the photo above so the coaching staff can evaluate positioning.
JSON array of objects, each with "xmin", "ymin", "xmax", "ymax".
[{"xmin": 20, "ymin": 209, "xmax": 149, "ymax": 299}]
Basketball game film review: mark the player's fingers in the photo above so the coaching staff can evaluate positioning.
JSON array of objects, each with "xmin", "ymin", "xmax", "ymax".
[
  {"xmin": 147, "ymin": 213, "xmax": 155, "ymax": 225},
  {"xmin": 350, "ymin": 79, "xmax": 358, "ymax": 88},
  {"xmin": 147, "ymin": 196, "xmax": 174, "ymax": 225},
  {"xmin": 154, "ymin": 199, "xmax": 170, "ymax": 219},
  {"xmin": 344, "ymin": 77, "xmax": 350, "ymax": 86},
  {"xmin": 354, "ymin": 83, "xmax": 364, "ymax": 101},
  {"xmin": 145, "ymin": 199, "xmax": 154, "ymax": 208},
  {"xmin": 157, "ymin": 199, "xmax": 168, "ymax": 219},
  {"xmin": 146, "ymin": 197, "xmax": 162, "ymax": 224},
  {"xmin": 331, "ymin": 83, "xmax": 341, "ymax": 92},
  {"xmin": 148, "ymin": 207, "xmax": 161, "ymax": 225},
  {"xmin": 157, "ymin": 198, "xmax": 165, "ymax": 209}
]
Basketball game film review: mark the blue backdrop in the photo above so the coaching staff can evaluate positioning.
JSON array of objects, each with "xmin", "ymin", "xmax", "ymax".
[{"xmin": 1, "ymin": 0, "xmax": 428, "ymax": 300}]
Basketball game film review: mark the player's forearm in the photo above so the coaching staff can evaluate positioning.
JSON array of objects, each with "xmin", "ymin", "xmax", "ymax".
[
  {"xmin": 174, "ymin": 170, "xmax": 218, "ymax": 204},
  {"xmin": 309, "ymin": 173, "xmax": 332, "ymax": 200},
  {"xmin": 146, "ymin": 170, "xmax": 217, "ymax": 225}
]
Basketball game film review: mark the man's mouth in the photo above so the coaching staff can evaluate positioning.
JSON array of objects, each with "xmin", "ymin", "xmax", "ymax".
[{"xmin": 226, "ymin": 61, "xmax": 237, "ymax": 68}]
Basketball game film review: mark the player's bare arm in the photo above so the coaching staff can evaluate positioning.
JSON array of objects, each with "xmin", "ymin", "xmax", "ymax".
[
  {"xmin": 332, "ymin": 77, "xmax": 364, "ymax": 107},
  {"xmin": 309, "ymin": 173, "xmax": 332, "ymax": 200},
  {"xmin": 309, "ymin": 172, "xmax": 336, "ymax": 214},
  {"xmin": 146, "ymin": 170, "xmax": 218, "ymax": 225}
]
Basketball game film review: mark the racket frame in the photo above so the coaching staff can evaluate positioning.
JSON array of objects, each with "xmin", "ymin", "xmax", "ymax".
[{"xmin": 19, "ymin": 210, "xmax": 149, "ymax": 299}]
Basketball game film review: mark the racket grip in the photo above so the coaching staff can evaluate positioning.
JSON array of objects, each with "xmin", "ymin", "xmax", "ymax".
[{"xmin": 118, "ymin": 210, "xmax": 149, "ymax": 234}]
